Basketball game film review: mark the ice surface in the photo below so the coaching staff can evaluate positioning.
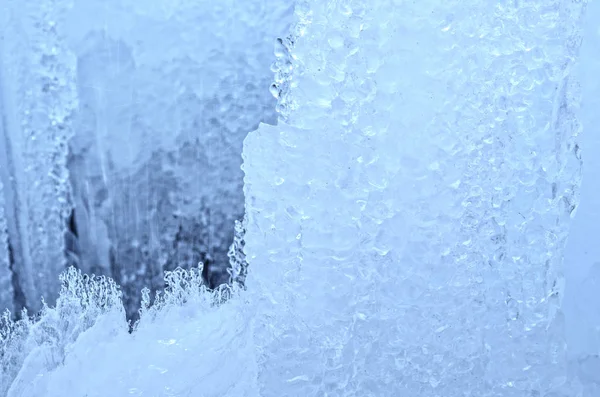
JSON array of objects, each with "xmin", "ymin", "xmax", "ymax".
[
  {"xmin": 243, "ymin": 1, "xmax": 586, "ymax": 395},
  {"xmin": 0, "ymin": 267, "xmax": 124, "ymax": 396},
  {"xmin": 0, "ymin": 0, "xmax": 596, "ymax": 395},
  {"xmin": 0, "ymin": 0, "xmax": 78, "ymax": 313},
  {"xmin": 563, "ymin": 0, "xmax": 600, "ymax": 393},
  {"xmin": 64, "ymin": 0, "xmax": 293, "ymax": 317},
  {"xmin": 228, "ymin": 218, "xmax": 249, "ymax": 288},
  {"xmin": 1, "ymin": 267, "xmax": 256, "ymax": 397},
  {"xmin": 0, "ymin": 0, "xmax": 293, "ymax": 317},
  {"xmin": 0, "ymin": 179, "xmax": 13, "ymax": 314}
]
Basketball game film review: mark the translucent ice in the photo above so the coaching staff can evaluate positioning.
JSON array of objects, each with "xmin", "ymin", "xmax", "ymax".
[
  {"xmin": 0, "ymin": 0, "xmax": 294, "ymax": 317},
  {"xmin": 243, "ymin": 1, "xmax": 586, "ymax": 395},
  {"xmin": 0, "ymin": 267, "xmax": 256, "ymax": 397},
  {"xmin": 0, "ymin": 1, "xmax": 593, "ymax": 396},
  {"xmin": 0, "ymin": 0, "xmax": 78, "ymax": 313},
  {"xmin": 0, "ymin": 268, "xmax": 124, "ymax": 396},
  {"xmin": 0, "ymin": 179, "xmax": 13, "ymax": 314},
  {"xmin": 64, "ymin": 0, "xmax": 293, "ymax": 316},
  {"xmin": 563, "ymin": 0, "xmax": 600, "ymax": 390}
]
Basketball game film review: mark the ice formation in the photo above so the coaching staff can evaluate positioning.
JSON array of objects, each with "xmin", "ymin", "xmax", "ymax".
[
  {"xmin": 0, "ymin": 0, "xmax": 598, "ymax": 396},
  {"xmin": 243, "ymin": 1, "xmax": 586, "ymax": 395},
  {"xmin": 0, "ymin": 180, "xmax": 13, "ymax": 314},
  {"xmin": 563, "ymin": 0, "xmax": 600, "ymax": 393},
  {"xmin": 0, "ymin": 0, "xmax": 293, "ymax": 317},
  {"xmin": 0, "ymin": 0, "xmax": 78, "ymax": 314},
  {"xmin": 0, "ymin": 267, "xmax": 256, "ymax": 397},
  {"xmin": 64, "ymin": 0, "xmax": 293, "ymax": 316}
]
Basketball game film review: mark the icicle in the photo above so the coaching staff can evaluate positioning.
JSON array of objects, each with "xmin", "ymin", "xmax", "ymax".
[
  {"xmin": 0, "ymin": 0, "xmax": 78, "ymax": 312},
  {"xmin": 0, "ymin": 179, "xmax": 13, "ymax": 314}
]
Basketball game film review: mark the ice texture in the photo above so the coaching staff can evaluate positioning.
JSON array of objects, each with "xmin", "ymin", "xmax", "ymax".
[
  {"xmin": 0, "ymin": 0, "xmax": 293, "ymax": 317},
  {"xmin": 0, "ymin": 179, "xmax": 13, "ymax": 314},
  {"xmin": 228, "ymin": 217, "xmax": 249, "ymax": 288},
  {"xmin": 0, "ymin": 267, "xmax": 124, "ymax": 396},
  {"xmin": 1, "ymin": 267, "xmax": 256, "ymax": 397},
  {"xmin": 0, "ymin": 0, "xmax": 78, "ymax": 313},
  {"xmin": 563, "ymin": 0, "xmax": 600, "ymax": 394},
  {"xmin": 243, "ymin": 1, "xmax": 586, "ymax": 395},
  {"xmin": 63, "ymin": 0, "xmax": 293, "ymax": 317}
]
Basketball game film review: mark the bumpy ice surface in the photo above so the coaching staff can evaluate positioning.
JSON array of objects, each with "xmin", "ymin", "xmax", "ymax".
[
  {"xmin": 1, "ymin": 268, "xmax": 257, "ymax": 397},
  {"xmin": 0, "ymin": 0, "xmax": 597, "ymax": 396},
  {"xmin": 0, "ymin": 0, "xmax": 293, "ymax": 317},
  {"xmin": 0, "ymin": 180, "xmax": 12, "ymax": 314},
  {"xmin": 0, "ymin": 0, "xmax": 78, "ymax": 314},
  {"xmin": 243, "ymin": 1, "xmax": 585, "ymax": 395},
  {"xmin": 65, "ymin": 0, "xmax": 293, "ymax": 315},
  {"xmin": 563, "ymin": 0, "xmax": 600, "ymax": 394}
]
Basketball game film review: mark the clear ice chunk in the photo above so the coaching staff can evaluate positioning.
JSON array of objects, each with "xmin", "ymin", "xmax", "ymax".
[{"xmin": 243, "ymin": 1, "xmax": 586, "ymax": 395}]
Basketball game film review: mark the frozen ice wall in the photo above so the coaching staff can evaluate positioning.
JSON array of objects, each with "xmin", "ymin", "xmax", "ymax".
[
  {"xmin": 243, "ymin": 1, "xmax": 585, "ymax": 395},
  {"xmin": 64, "ymin": 0, "xmax": 293, "ymax": 316},
  {"xmin": 0, "ymin": 0, "xmax": 293, "ymax": 317},
  {"xmin": 0, "ymin": 0, "xmax": 78, "ymax": 314},
  {"xmin": 563, "ymin": 0, "xmax": 600, "ymax": 394},
  {"xmin": 0, "ymin": 180, "xmax": 13, "ymax": 314}
]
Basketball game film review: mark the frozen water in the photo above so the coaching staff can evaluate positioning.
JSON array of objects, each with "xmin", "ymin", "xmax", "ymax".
[
  {"xmin": 0, "ymin": 179, "xmax": 13, "ymax": 314},
  {"xmin": 0, "ymin": 0, "xmax": 293, "ymax": 318},
  {"xmin": 243, "ymin": 1, "xmax": 586, "ymax": 395},
  {"xmin": 0, "ymin": 0, "xmax": 597, "ymax": 396},
  {"xmin": 64, "ymin": 0, "xmax": 293, "ymax": 317},
  {"xmin": 563, "ymin": 0, "xmax": 600, "ymax": 394},
  {"xmin": 3, "ymin": 268, "xmax": 124, "ymax": 396},
  {"xmin": 1, "ymin": 267, "xmax": 257, "ymax": 397},
  {"xmin": 0, "ymin": 0, "xmax": 78, "ymax": 313},
  {"xmin": 228, "ymin": 217, "xmax": 249, "ymax": 288}
]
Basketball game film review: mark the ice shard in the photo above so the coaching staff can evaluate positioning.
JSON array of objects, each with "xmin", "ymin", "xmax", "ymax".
[
  {"xmin": 243, "ymin": 1, "xmax": 586, "ymax": 395},
  {"xmin": 64, "ymin": 0, "xmax": 293, "ymax": 316},
  {"xmin": 0, "ymin": 0, "xmax": 78, "ymax": 313}
]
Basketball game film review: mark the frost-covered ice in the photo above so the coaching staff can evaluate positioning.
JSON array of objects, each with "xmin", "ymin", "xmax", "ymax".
[{"xmin": 243, "ymin": 1, "xmax": 585, "ymax": 395}]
